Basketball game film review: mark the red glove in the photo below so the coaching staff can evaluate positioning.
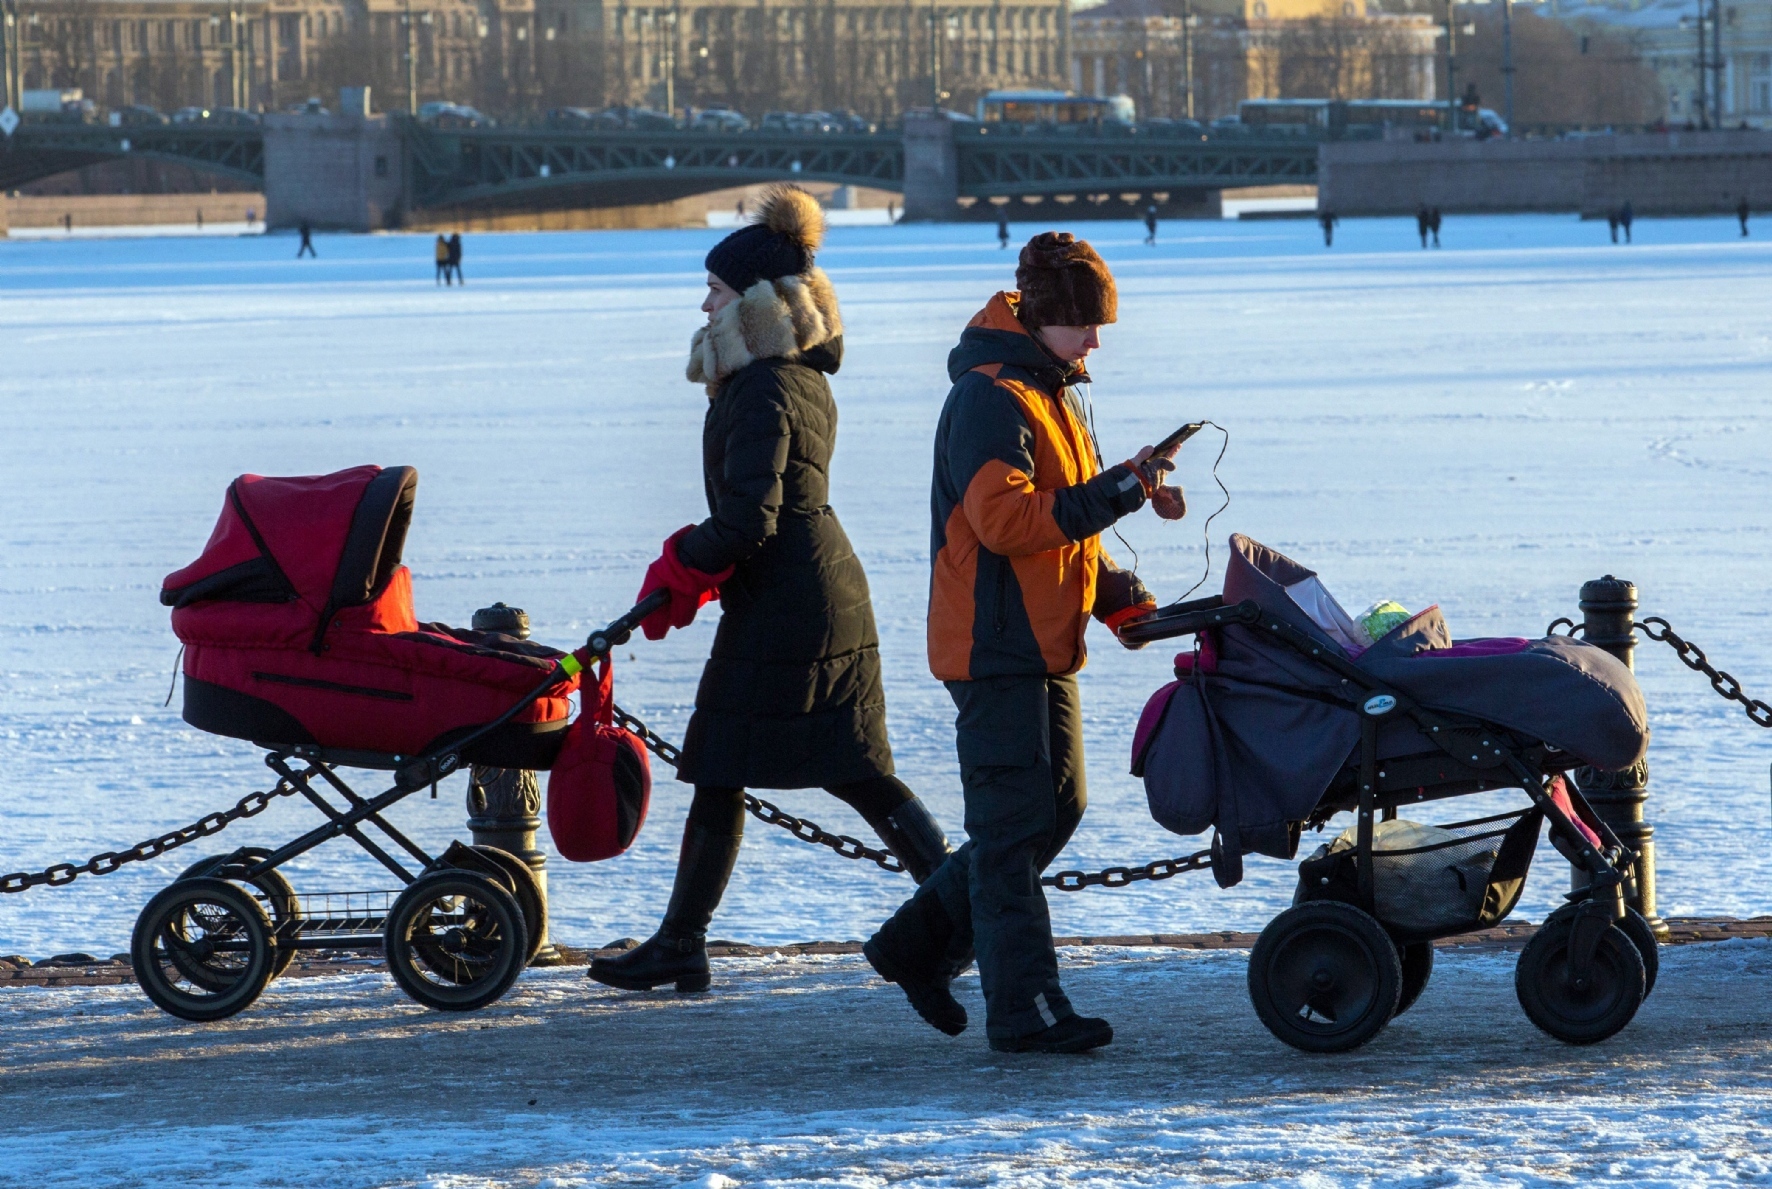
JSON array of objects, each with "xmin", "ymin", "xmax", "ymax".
[
  {"xmin": 1103, "ymin": 601, "xmax": 1158, "ymax": 651},
  {"xmin": 636, "ymin": 526, "xmax": 734, "ymax": 641}
]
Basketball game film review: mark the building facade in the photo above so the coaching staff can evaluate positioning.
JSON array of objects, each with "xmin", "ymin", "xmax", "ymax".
[
  {"xmin": 1, "ymin": 0, "xmax": 1072, "ymax": 119},
  {"xmin": 1070, "ymin": 0, "xmax": 1437, "ymax": 120},
  {"xmin": 1534, "ymin": 0, "xmax": 1772, "ymax": 128}
]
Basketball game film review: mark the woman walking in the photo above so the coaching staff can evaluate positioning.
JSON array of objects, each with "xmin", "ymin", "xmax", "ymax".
[{"xmin": 589, "ymin": 185, "xmax": 952, "ymax": 994}]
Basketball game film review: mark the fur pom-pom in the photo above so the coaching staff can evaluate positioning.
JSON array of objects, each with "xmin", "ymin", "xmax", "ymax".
[{"xmin": 755, "ymin": 184, "xmax": 825, "ymax": 253}]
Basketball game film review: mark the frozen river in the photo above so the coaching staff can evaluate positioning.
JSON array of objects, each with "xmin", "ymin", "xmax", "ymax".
[{"xmin": 2, "ymin": 213, "xmax": 1771, "ymax": 959}]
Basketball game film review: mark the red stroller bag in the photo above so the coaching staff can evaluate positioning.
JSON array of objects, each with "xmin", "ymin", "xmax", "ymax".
[
  {"xmin": 162, "ymin": 465, "xmax": 578, "ymax": 767},
  {"xmin": 546, "ymin": 656, "xmax": 652, "ymax": 861}
]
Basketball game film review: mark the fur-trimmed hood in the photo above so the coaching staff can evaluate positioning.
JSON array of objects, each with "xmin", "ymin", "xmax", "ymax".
[{"xmin": 687, "ymin": 268, "xmax": 844, "ymax": 394}]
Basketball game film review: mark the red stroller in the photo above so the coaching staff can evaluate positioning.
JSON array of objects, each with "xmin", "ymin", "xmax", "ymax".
[{"xmin": 139, "ymin": 465, "xmax": 657, "ymax": 1021}]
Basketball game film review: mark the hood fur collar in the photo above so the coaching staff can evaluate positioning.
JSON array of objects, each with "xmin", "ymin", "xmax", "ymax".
[{"xmin": 687, "ymin": 268, "xmax": 843, "ymax": 395}]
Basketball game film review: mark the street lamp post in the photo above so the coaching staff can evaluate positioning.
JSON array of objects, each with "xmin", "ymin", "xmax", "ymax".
[
  {"xmin": 1501, "ymin": 0, "xmax": 1514, "ymax": 135},
  {"xmin": 1713, "ymin": 0, "xmax": 1724, "ymax": 125},
  {"xmin": 403, "ymin": 0, "xmax": 418, "ymax": 115},
  {"xmin": 664, "ymin": 8, "xmax": 677, "ymax": 120},
  {"xmin": 1697, "ymin": 0, "xmax": 1709, "ymax": 127},
  {"xmin": 928, "ymin": 4, "xmax": 942, "ymax": 110},
  {"xmin": 1444, "ymin": 0, "xmax": 1458, "ymax": 135},
  {"xmin": 1181, "ymin": 2, "xmax": 1196, "ymax": 121},
  {"xmin": 2, "ymin": 0, "xmax": 15, "ymax": 115}
]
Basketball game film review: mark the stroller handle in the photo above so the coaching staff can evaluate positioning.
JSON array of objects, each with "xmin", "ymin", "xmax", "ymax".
[
  {"xmin": 1116, "ymin": 595, "xmax": 1255, "ymax": 645},
  {"xmin": 566, "ymin": 589, "xmax": 671, "ymax": 674}
]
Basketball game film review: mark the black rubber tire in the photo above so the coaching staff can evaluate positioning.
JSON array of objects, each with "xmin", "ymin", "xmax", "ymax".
[
  {"xmin": 462, "ymin": 845, "xmax": 547, "ymax": 967},
  {"xmin": 1248, "ymin": 901, "xmax": 1403, "ymax": 1053},
  {"xmin": 1544, "ymin": 903, "xmax": 1659, "ymax": 1000},
  {"xmin": 132, "ymin": 877, "xmax": 275, "ymax": 1022},
  {"xmin": 178, "ymin": 849, "xmax": 299, "ymax": 980},
  {"xmin": 1515, "ymin": 913, "xmax": 1646, "ymax": 1045},
  {"xmin": 385, "ymin": 870, "xmax": 527, "ymax": 1012},
  {"xmin": 1393, "ymin": 941, "xmax": 1434, "ymax": 1018}
]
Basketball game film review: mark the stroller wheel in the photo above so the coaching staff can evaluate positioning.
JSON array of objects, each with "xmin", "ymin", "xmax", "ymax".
[
  {"xmin": 178, "ymin": 848, "xmax": 299, "ymax": 981},
  {"xmin": 132, "ymin": 876, "xmax": 275, "ymax": 1022},
  {"xmin": 444, "ymin": 843, "xmax": 547, "ymax": 968},
  {"xmin": 1515, "ymin": 914, "xmax": 1645, "ymax": 1045},
  {"xmin": 385, "ymin": 870, "xmax": 528, "ymax": 1012},
  {"xmin": 1248, "ymin": 902, "xmax": 1402, "ymax": 1053},
  {"xmin": 1543, "ymin": 904, "xmax": 1659, "ymax": 1000},
  {"xmin": 1393, "ymin": 941, "xmax": 1434, "ymax": 1018}
]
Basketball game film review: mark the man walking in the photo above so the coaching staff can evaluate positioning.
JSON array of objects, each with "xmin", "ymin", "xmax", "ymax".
[
  {"xmin": 1620, "ymin": 200, "xmax": 1634, "ymax": 244},
  {"xmin": 997, "ymin": 209, "xmax": 1011, "ymax": 249},
  {"xmin": 864, "ymin": 232, "xmax": 1186, "ymax": 1055},
  {"xmin": 435, "ymin": 234, "xmax": 452, "ymax": 285},
  {"xmin": 1416, "ymin": 205, "xmax": 1430, "ymax": 249},
  {"xmin": 1739, "ymin": 196, "xmax": 1750, "ymax": 237},
  {"xmin": 1318, "ymin": 209, "xmax": 1338, "ymax": 247},
  {"xmin": 1143, "ymin": 204, "xmax": 1158, "ymax": 246},
  {"xmin": 448, "ymin": 233, "xmax": 465, "ymax": 283},
  {"xmin": 297, "ymin": 221, "xmax": 317, "ymax": 258},
  {"xmin": 1429, "ymin": 207, "xmax": 1442, "ymax": 248}
]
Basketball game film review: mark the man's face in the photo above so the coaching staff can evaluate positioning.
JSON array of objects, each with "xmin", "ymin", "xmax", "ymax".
[
  {"xmin": 1036, "ymin": 324, "xmax": 1103, "ymax": 364},
  {"xmin": 702, "ymin": 273, "xmax": 741, "ymax": 321}
]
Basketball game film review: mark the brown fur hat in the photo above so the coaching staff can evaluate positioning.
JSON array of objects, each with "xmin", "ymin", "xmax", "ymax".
[
  {"xmin": 1014, "ymin": 232, "xmax": 1118, "ymax": 329},
  {"xmin": 705, "ymin": 184, "xmax": 826, "ymax": 293}
]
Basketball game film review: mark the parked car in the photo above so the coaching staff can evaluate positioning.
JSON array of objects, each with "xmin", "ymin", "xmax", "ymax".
[
  {"xmin": 171, "ymin": 106, "xmax": 212, "ymax": 124},
  {"xmin": 546, "ymin": 106, "xmax": 601, "ymax": 129},
  {"xmin": 418, "ymin": 101, "xmax": 492, "ymax": 128},
  {"xmin": 690, "ymin": 106, "xmax": 750, "ymax": 133},
  {"xmin": 111, "ymin": 104, "xmax": 168, "ymax": 126},
  {"xmin": 828, "ymin": 108, "xmax": 876, "ymax": 134},
  {"xmin": 208, "ymin": 106, "xmax": 260, "ymax": 126}
]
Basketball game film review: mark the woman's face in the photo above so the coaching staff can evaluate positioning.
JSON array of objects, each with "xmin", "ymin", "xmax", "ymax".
[
  {"xmin": 1036, "ymin": 324, "xmax": 1103, "ymax": 363},
  {"xmin": 703, "ymin": 273, "xmax": 741, "ymax": 321}
]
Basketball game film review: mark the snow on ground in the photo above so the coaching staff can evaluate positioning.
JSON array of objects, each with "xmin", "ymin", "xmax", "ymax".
[
  {"xmin": 2, "ymin": 940, "xmax": 1771, "ymax": 1187},
  {"xmin": 2, "ymin": 214, "xmax": 1771, "ymax": 964}
]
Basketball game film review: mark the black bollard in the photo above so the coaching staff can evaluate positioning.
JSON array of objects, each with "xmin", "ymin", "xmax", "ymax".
[
  {"xmin": 467, "ymin": 602, "xmax": 562, "ymax": 965},
  {"xmin": 1571, "ymin": 576, "xmax": 1664, "ymax": 935}
]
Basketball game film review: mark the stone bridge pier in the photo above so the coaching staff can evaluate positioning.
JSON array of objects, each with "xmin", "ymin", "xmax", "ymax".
[{"xmin": 262, "ymin": 113, "xmax": 406, "ymax": 233}]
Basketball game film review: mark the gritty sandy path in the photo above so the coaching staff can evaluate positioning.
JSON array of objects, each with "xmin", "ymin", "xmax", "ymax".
[{"xmin": 3, "ymin": 941, "xmax": 1771, "ymax": 1186}]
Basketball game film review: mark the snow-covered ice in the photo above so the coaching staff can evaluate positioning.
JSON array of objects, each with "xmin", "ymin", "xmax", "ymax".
[
  {"xmin": 2, "ymin": 941, "xmax": 1771, "ymax": 1186},
  {"xmin": 2, "ymin": 214, "xmax": 1771, "ymax": 963}
]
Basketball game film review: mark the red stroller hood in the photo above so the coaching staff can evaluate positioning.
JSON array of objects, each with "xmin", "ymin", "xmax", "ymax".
[{"xmin": 163, "ymin": 466, "xmax": 418, "ymax": 646}]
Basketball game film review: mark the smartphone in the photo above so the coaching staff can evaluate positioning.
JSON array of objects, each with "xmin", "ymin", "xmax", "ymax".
[{"xmin": 1153, "ymin": 421, "xmax": 1206, "ymax": 456}]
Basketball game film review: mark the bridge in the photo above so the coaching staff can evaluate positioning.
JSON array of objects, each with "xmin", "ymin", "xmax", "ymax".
[
  {"xmin": 0, "ymin": 114, "xmax": 1320, "ymax": 227},
  {"xmin": 0, "ymin": 122, "xmax": 264, "ymax": 192}
]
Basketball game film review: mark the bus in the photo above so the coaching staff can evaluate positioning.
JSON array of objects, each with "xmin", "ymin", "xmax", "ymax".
[
  {"xmin": 977, "ymin": 91, "xmax": 1136, "ymax": 125},
  {"xmin": 1237, "ymin": 98, "xmax": 1508, "ymax": 139}
]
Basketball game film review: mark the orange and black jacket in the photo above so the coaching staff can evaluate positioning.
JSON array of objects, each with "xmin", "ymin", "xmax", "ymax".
[{"xmin": 928, "ymin": 292, "xmax": 1152, "ymax": 682}]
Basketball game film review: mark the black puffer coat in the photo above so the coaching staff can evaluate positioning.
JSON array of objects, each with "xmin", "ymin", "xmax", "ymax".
[{"xmin": 673, "ymin": 268, "xmax": 894, "ymax": 790}]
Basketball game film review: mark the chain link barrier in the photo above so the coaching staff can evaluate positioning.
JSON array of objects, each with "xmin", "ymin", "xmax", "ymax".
[
  {"xmin": 612, "ymin": 703, "xmax": 1212, "ymax": 890},
  {"xmin": 0, "ymin": 779, "xmax": 298, "ymax": 895},
  {"xmin": 1634, "ymin": 617, "xmax": 1772, "ymax": 729}
]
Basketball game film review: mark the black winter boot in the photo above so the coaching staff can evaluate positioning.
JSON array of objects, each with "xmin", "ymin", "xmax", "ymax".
[
  {"xmin": 867, "ymin": 797, "xmax": 954, "ymax": 885},
  {"xmin": 587, "ymin": 823, "xmax": 741, "ymax": 993},
  {"xmin": 864, "ymin": 888, "xmax": 967, "ymax": 1036}
]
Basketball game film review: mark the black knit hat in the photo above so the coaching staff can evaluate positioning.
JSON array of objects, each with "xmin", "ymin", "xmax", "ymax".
[{"xmin": 705, "ymin": 185, "xmax": 825, "ymax": 293}]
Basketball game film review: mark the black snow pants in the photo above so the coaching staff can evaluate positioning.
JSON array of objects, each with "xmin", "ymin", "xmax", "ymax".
[{"xmin": 874, "ymin": 674, "xmax": 1087, "ymax": 1041}]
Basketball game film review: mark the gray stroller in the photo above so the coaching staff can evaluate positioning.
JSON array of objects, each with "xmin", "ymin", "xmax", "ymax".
[{"xmin": 1123, "ymin": 535, "xmax": 1654, "ymax": 1052}]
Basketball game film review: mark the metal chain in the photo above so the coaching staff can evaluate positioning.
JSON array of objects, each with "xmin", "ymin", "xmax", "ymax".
[
  {"xmin": 611, "ymin": 702, "xmax": 905, "ymax": 873},
  {"xmin": 1041, "ymin": 849, "xmax": 1214, "ymax": 892},
  {"xmin": 1636, "ymin": 617, "xmax": 1772, "ymax": 729},
  {"xmin": 0, "ymin": 779, "xmax": 298, "ymax": 894}
]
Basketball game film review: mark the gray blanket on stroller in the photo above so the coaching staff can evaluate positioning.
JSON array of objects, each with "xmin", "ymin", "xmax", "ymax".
[{"xmin": 1134, "ymin": 535, "xmax": 1648, "ymax": 886}]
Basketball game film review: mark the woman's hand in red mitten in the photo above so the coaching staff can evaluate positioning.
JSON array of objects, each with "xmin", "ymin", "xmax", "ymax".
[{"xmin": 636, "ymin": 526, "xmax": 735, "ymax": 641}]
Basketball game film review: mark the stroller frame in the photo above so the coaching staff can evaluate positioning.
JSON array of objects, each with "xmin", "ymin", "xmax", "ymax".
[
  {"xmin": 1123, "ymin": 595, "xmax": 1655, "ymax": 1051},
  {"xmin": 130, "ymin": 593, "xmax": 665, "ymax": 1024}
]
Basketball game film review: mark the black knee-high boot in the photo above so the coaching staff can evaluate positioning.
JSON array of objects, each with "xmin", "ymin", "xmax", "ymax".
[
  {"xmin": 866, "ymin": 797, "xmax": 953, "ymax": 885},
  {"xmin": 587, "ymin": 821, "xmax": 741, "ymax": 993}
]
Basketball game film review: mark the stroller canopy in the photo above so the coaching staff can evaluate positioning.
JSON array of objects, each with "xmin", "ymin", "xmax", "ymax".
[
  {"xmin": 1137, "ymin": 535, "xmax": 1649, "ymax": 876},
  {"xmin": 162, "ymin": 466, "xmax": 417, "ymax": 643}
]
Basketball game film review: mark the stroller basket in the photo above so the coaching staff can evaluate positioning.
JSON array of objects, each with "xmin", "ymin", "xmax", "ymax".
[{"xmin": 1298, "ymin": 809, "xmax": 1541, "ymax": 940}]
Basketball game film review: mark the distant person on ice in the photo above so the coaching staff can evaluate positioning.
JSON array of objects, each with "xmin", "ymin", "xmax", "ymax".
[
  {"xmin": 1739, "ymin": 196, "xmax": 1751, "ymax": 237},
  {"xmin": 297, "ymin": 221, "xmax": 316, "ymax": 258},
  {"xmin": 1620, "ymin": 201, "xmax": 1634, "ymax": 244},
  {"xmin": 998, "ymin": 209, "xmax": 1011, "ymax": 249},
  {"xmin": 864, "ymin": 232, "xmax": 1187, "ymax": 1054},
  {"xmin": 1143, "ymin": 204, "xmax": 1158, "ymax": 246},
  {"xmin": 435, "ymin": 235, "xmax": 451, "ymax": 285},
  {"xmin": 1429, "ymin": 207, "xmax": 1442, "ymax": 248},
  {"xmin": 1318, "ymin": 209, "xmax": 1338, "ymax": 247},
  {"xmin": 587, "ymin": 185, "xmax": 954, "ymax": 996},
  {"xmin": 448, "ymin": 233, "xmax": 465, "ymax": 284},
  {"xmin": 1416, "ymin": 205, "xmax": 1430, "ymax": 249}
]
